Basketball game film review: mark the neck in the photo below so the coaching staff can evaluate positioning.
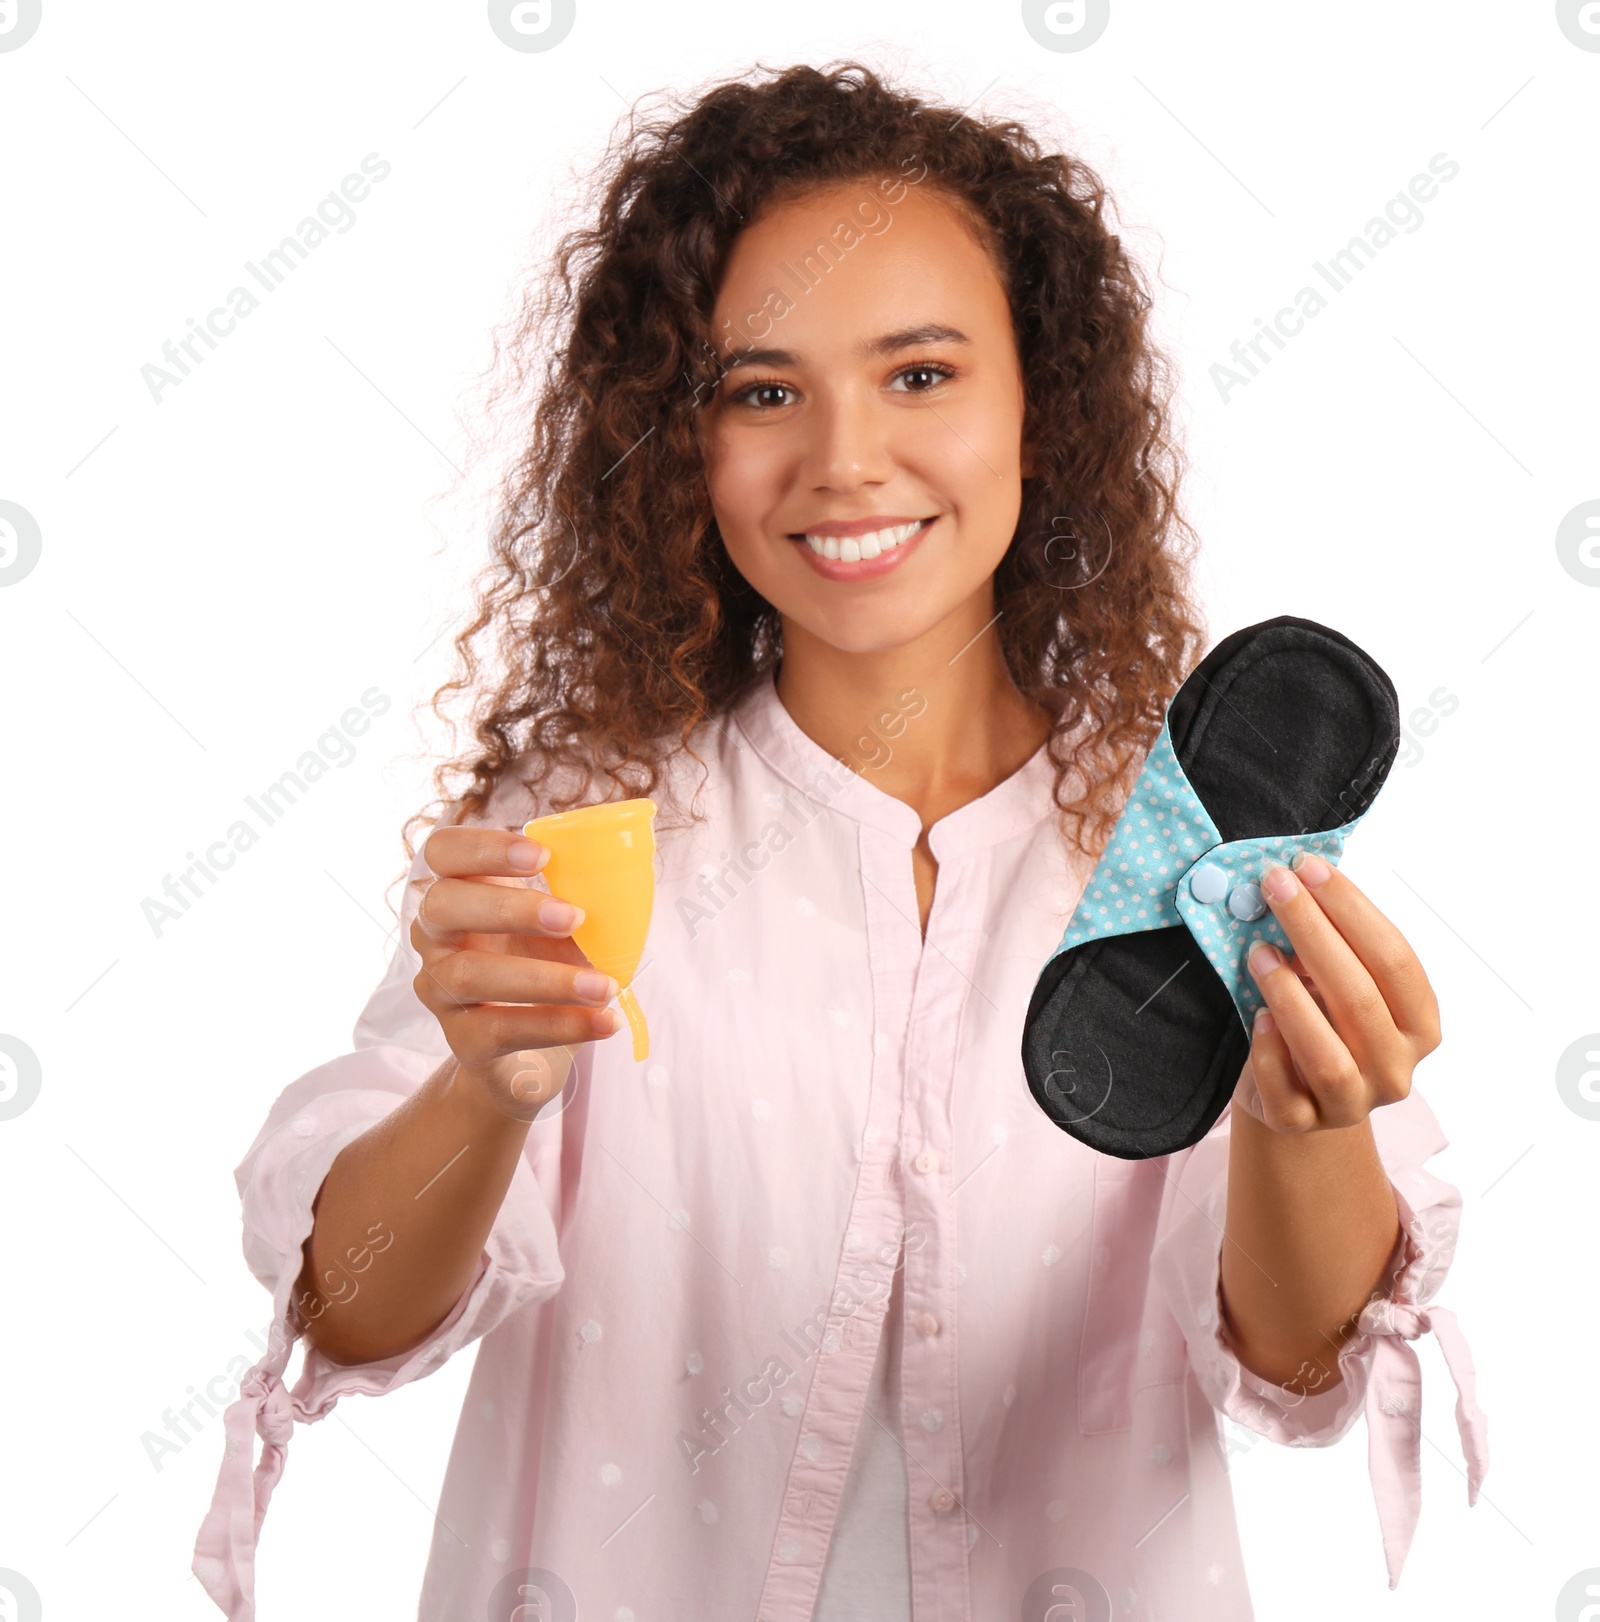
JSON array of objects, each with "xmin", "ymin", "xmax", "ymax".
[{"xmin": 773, "ymin": 608, "xmax": 1055, "ymax": 825}]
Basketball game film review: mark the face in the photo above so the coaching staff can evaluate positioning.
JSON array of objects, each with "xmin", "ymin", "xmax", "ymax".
[{"xmin": 696, "ymin": 179, "xmax": 1035, "ymax": 658}]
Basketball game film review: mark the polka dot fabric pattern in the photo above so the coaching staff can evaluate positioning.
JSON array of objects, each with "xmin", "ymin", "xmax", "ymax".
[
  {"xmin": 1054, "ymin": 728, "xmax": 1210, "ymax": 944},
  {"xmin": 1052, "ymin": 723, "xmax": 1359, "ymax": 1030},
  {"xmin": 1173, "ymin": 829, "xmax": 1348, "ymax": 1024}
]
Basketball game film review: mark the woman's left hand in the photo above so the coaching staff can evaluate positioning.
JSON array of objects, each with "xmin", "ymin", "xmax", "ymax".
[{"xmin": 1232, "ymin": 852, "xmax": 1441, "ymax": 1134}]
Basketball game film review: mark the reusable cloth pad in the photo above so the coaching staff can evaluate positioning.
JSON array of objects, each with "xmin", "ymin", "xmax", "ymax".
[{"xmin": 1021, "ymin": 616, "xmax": 1400, "ymax": 1160}]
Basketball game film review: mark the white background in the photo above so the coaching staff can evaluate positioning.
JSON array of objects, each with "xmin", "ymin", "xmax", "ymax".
[{"xmin": 1, "ymin": 2, "xmax": 1592, "ymax": 1619}]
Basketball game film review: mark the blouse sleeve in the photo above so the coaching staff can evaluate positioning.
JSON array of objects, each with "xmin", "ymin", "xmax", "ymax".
[
  {"xmin": 1149, "ymin": 1086, "xmax": 1490, "ymax": 1590},
  {"xmin": 191, "ymin": 807, "xmax": 582, "ymax": 1621}
]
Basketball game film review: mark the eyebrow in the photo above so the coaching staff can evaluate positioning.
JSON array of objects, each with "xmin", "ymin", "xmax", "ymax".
[{"xmin": 716, "ymin": 322, "xmax": 972, "ymax": 372}]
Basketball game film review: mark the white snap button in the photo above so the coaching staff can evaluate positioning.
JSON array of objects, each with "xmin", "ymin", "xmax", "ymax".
[
  {"xmin": 929, "ymin": 1488, "xmax": 956, "ymax": 1513},
  {"xmin": 1227, "ymin": 882, "xmax": 1266, "ymax": 921},
  {"xmin": 1189, "ymin": 863, "xmax": 1228, "ymax": 904}
]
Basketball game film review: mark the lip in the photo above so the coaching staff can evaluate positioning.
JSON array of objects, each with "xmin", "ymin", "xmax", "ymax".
[
  {"xmin": 788, "ymin": 516, "xmax": 936, "ymax": 583},
  {"xmin": 792, "ymin": 513, "xmax": 931, "ymax": 539}
]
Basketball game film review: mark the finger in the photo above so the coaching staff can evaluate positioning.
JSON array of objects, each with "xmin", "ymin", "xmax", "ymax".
[
  {"xmin": 1278, "ymin": 853, "xmax": 1440, "ymax": 1048},
  {"xmin": 1244, "ymin": 1007, "xmax": 1318, "ymax": 1133},
  {"xmin": 424, "ymin": 826, "xmax": 551, "ymax": 880},
  {"xmin": 412, "ymin": 948, "xmax": 618, "ymax": 1022},
  {"xmin": 439, "ymin": 999, "xmax": 622, "ymax": 1075},
  {"xmin": 1283, "ymin": 959, "xmax": 1332, "ymax": 1022},
  {"xmin": 1246, "ymin": 942, "xmax": 1370, "ymax": 1127},
  {"xmin": 413, "ymin": 873, "xmax": 586, "ymax": 948},
  {"xmin": 1258, "ymin": 861, "xmax": 1403, "ymax": 1072}
]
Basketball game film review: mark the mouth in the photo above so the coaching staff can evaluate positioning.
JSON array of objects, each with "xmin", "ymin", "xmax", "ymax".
[{"xmin": 786, "ymin": 516, "xmax": 937, "ymax": 573}]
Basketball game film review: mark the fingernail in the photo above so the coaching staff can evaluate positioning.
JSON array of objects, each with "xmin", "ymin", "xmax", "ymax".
[
  {"xmin": 1248, "ymin": 942, "xmax": 1282, "ymax": 976},
  {"xmin": 1290, "ymin": 851, "xmax": 1332, "ymax": 887},
  {"xmin": 539, "ymin": 899, "xmax": 585, "ymax": 932},
  {"xmin": 509, "ymin": 838, "xmax": 548, "ymax": 872},
  {"xmin": 574, "ymin": 969, "xmax": 617, "ymax": 1002},
  {"xmin": 1261, "ymin": 865, "xmax": 1298, "ymax": 904},
  {"xmin": 1253, "ymin": 1006, "xmax": 1275, "ymax": 1036}
]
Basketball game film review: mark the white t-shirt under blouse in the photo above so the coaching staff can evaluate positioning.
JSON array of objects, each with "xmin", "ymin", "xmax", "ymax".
[{"xmin": 814, "ymin": 1239, "xmax": 912, "ymax": 1617}]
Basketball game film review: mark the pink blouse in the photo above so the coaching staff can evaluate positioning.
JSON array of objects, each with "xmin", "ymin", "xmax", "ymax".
[{"xmin": 192, "ymin": 668, "xmax": 1488, "ymax": 1620}]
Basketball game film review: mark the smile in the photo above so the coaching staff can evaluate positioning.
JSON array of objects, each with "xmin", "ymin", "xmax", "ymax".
[{"xmin": 787, "ymin": 516, "xmax": 936, "ymax": 581}]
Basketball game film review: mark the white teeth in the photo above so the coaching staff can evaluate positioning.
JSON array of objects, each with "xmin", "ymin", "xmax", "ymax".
[{"xmin": 803, "ymin": 519, "xmax": 927, "ymax": 561}]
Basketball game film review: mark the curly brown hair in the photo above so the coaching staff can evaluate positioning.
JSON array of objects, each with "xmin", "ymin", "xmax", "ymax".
[{"xmin": 396, "ymin": 57, "xmax": 1205, "ymax": 916}]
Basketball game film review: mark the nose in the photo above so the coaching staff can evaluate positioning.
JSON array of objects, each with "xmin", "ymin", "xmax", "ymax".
[{"xmin": 798, "ymin": 382, "xmax": 896, "ymax": 492}]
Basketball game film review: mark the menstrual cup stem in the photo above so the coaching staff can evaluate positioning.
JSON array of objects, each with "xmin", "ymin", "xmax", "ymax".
[{"xmin": 618, "ymin": 985, "xmax": 649, "ymax": 1062}]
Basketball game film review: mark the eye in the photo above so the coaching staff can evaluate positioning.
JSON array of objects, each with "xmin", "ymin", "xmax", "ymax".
[
  {"xmin": 726, "ymin": 377, "xmax": 798, "ymax": 410},
  {"xmin": 887, "ymin": 361, "xmax": 958, "ymax": 394},
  {"xmin": 725, "ymin": 360, "xmax": 960, "ymax": 411}
]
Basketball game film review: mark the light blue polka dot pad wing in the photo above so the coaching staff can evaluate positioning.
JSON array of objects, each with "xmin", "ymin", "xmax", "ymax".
[{"xmin": 1019, "ymin": 616, "xmax": 1401, "ymax": 1161}]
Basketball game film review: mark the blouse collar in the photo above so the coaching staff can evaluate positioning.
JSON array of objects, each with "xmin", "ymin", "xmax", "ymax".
[{"xmin": 728, "ymin": 665, "xmax": 1065, "ymax": 860}]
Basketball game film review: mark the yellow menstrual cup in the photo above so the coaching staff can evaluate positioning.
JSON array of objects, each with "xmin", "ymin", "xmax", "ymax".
[{"xmin": 521, "ymin": 798, "xmax": 658, "ymax": 1062}]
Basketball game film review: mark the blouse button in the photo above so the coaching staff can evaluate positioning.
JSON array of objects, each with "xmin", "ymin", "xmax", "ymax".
[
  {"xmin": 929, "ymin": 1488, "xmax": 956, "ymax": 1513},
  {"xmin": 915, "ymin": 1312, "xmax": 940, "ymax": 1337},
  {"xmin": 913, "ymin": 1149, "xmax": 940, "ymax": 1175}
]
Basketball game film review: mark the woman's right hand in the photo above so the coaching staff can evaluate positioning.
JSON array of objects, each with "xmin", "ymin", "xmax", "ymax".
[{"xmin": 410, "ymin": 827, "xmax": 621, "ymax": 1122}]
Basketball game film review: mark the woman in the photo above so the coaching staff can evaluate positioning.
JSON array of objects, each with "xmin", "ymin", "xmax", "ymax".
[{"xmin": 193, "ymin": 60, "xmax": 1485, "ymax": 1622}]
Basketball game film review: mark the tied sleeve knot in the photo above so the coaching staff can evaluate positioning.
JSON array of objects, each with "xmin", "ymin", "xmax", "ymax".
[
  {"xmin": 1359, "ymin": 1296, "xmax": 1427, "ymax": 1339},
  {"xmin": 240, "ymin": 1366, "xmax": 296, "ymax": 1447},
  {"xmin": 191, "ymin": 1340, "xmax": 304, "ymax": 1619},
  {"xmin": 1352, "ymin": 1290, "xmax": 1489, "ymax": 1590}
]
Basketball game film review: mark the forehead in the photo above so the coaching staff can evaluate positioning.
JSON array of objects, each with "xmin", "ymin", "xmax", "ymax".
[{"xmin": 708, "ymin": 181, "xmax": 1010, "ymax": 358}]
